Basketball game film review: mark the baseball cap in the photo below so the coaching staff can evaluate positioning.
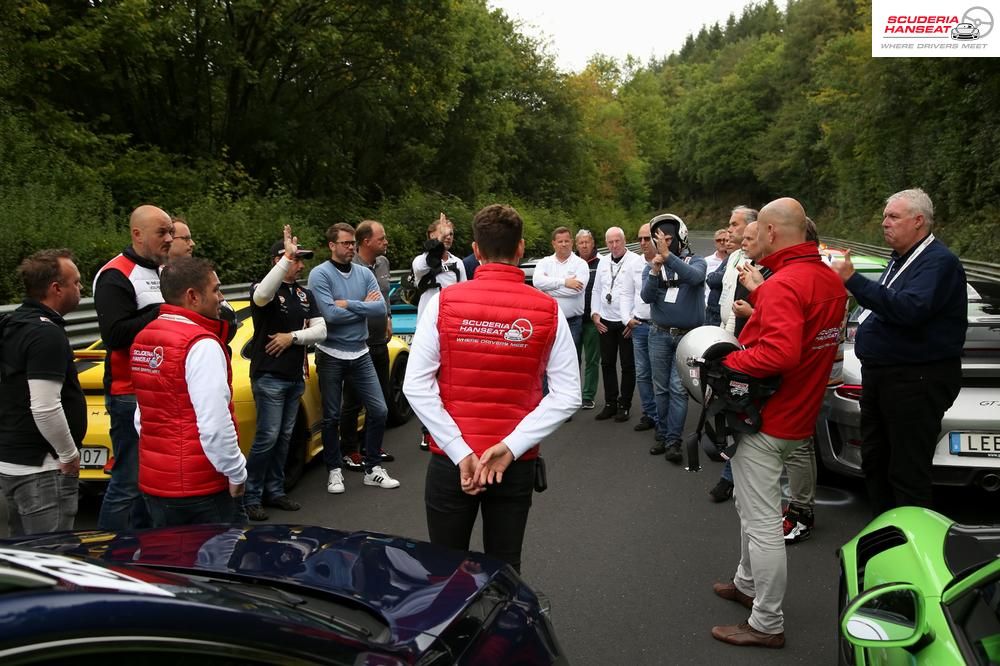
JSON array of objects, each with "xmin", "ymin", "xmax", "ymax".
[{"xmin": 270, "ymin": 240, "xmax": 314, "ymax": 260}]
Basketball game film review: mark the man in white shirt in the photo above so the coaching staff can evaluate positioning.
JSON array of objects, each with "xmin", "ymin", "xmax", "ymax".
[
  {"xmin": 531, "ymin": 226, "xmax": 590, "ymax": 353},
  {"xmin": 719, "ymin": 206, "xmax": 757, "ymax": 334},
  {"xmin": 590, "ymin": 227, "xmax": 643, "ymax": 422},
  {"xmin": 403, "ymin": 203, "xmax": 579, "ymax": 572}
]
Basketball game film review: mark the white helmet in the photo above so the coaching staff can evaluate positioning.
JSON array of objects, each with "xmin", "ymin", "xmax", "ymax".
[
  {"xmin": 649, "ymin": 213, "xmax": 689, "ymax": 251},
  {"xmin": 675, "ymin": 326, "xmax": 741, "ymax": 403}
]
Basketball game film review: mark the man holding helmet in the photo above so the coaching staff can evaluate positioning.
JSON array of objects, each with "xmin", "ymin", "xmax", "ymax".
[
  {"xmin": 699, "ymin": 198, "xmax": 846, "ymax": 649},
  {"xmin": 640, "ymin": 214, "xmax": 706, "ymax": 463}
]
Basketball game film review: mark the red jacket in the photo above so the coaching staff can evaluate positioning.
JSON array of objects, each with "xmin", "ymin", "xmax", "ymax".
[
  {"xmin": 724, "ymin": 242, "xmax": 847, "ymax": 440},
  {"xmin": 131, "ymin": 304, "xmax": 236, "ymax": 497},
  {"xmin": 431, "ymin": 263, "xmax": 559, "ymax": 460}
]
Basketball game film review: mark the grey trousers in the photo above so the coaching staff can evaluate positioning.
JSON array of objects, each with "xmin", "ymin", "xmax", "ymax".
[
  {"xmin": 784, "ymin": 439, "xmax": 817, "ymax": 510},
  {"xmin": 731, "ymin": 431, "xmax": 809, "ymax": 635},
  {"xmin": 0, "ymin": 469, "xmax": 78, "ymax": 536}
]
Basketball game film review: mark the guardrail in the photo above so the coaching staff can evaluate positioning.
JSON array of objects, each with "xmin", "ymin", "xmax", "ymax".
[{"xmin": 3, "ymin": 239, "xmax": 994, "ymax": 348}]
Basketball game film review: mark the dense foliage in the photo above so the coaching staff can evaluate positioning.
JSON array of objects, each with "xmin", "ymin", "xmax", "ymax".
[{"xmin": 1, "ymin": 0, "xmax": 997, "ymax": 302}]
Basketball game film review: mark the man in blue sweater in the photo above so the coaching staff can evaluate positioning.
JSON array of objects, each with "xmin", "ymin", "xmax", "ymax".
[
  {"xmin": 833, "ymin": 188, "xmax": 966, "ymax": 515},
  {"xmin": 308, "ymin": 223, "xmax": 400, "ymax": 494},
  {"xmin": 641, "ymin": 214, "xmax": 707, "ymax": 464}
]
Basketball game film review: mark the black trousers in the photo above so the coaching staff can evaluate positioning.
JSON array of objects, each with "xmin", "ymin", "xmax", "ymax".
[
  {"xmin": 425, "ymin": 454, "xmax": 535, "ymax": 572},
  {"xmin": 598, "ymin": 318, "xmax": 635, "ymax": 408},
  {"xmin": 340, "ymin": 342, "xmax": 390, "ymax": 453},
  {"xmin": 860, "ymin": 358, "xmax": 961, "ymax": 516}
]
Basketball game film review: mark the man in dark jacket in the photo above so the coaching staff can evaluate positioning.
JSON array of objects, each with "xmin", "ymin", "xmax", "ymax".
[
  {"xmin": 575, "ymin": 230, "xmax": 601, "ymax": 410},
  {"xmin": 0, "ymin": 250, "xmax": 85, "ymax": 535},
  {"xmin": 94, "ymin": 204, "xmax": 173, "ymax": 530},
  {"xmin": 833, "ymin": 188, "xmax": 966, "ymax": 515}
]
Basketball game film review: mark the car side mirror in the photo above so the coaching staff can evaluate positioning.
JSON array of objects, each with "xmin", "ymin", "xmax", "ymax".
[{"xmin": 840, "ymin": 583, "xmax": 930, "ymax": 650}]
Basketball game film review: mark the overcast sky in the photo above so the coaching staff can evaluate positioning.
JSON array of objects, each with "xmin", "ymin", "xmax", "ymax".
[{"xmin": 489, "ymin": 0, "xmax": 761, "ymax": 72}]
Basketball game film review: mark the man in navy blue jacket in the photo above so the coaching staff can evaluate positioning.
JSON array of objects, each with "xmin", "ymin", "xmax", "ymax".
[
  {"xmin": 641, "ymin": 214, "xmax": 706, "ymax": 463},
  {"xmin": 834, "ymin": 188, "xmax": 966, "ymax": 515}
]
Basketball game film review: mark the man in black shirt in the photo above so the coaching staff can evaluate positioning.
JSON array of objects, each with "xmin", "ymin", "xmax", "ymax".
[
  {"xmin": 340, "ymin": 220, "xmax": 394, "ymax": 470},
  {"xmin": 0, "ymin": 249, "xmax": 86, "ymax": 535},
  {"xmin": 243, "ymin": 227, "xmax": 326, "ymax": 521}
]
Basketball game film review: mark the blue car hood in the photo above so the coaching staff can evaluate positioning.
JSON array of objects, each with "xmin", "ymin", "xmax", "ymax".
[{"xmin": 4, "ymin": 524, "xmax": 508, "ymax": 640}]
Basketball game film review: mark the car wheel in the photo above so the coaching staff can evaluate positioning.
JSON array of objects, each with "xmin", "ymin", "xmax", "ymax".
[
  {"xmin": 283, "ymin": 411, "xmax": 309, "ymax": 491},
  {"xmin": 386, "ymin": 352, "xmax": 412, "ymax": 427}
]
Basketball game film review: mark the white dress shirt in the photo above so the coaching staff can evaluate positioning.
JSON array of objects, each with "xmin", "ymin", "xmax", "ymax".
[
  {"xmin": 625, "ymin": 255, "xmax": 654, "ymax": 321},
  {"xmin": 531, "ymin": 253, "xmax": 591, "ymax": 318},
  {"xmin": 704, "ymin": 251, "xmax": 726, "ymax": 305},
  {"xmin": 719, "ymin": 248, "xmax": 746, "ymax": 334},
  {"xmin": 403, "ymin": 292, "xmax": 581, "ymax": 464},
  {"xmin": 591, "ymin": 250, "xmax": 642, "ymax": 323},
  {"xmin": 412, "ymin": 253, "xmax": 467, "ymax": 322}
]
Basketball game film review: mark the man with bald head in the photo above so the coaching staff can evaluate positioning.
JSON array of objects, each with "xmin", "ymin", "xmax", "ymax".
[
  {"xmin": 833, "ymin": 188, "xmax": 965, "ymax": 515},
  {"xmin": 709, "ymin": 198, "xmax": 846, "ymax": 649},
  {"xmin": 93, "ymin": 204, "xmax": 174, "ymax": 530},
  {"xmin": 590, "ymin": 227, "xmax": 643, "ymax": 421}
]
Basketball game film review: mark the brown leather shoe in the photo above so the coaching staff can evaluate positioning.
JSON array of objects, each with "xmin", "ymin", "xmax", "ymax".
[
  {"xmin": 711, "ymin": 622, "xmax": 785, "ymax": 648},
  {"xmin": 712, "ymin": 581, "xmax": 754, "ymax": 610}
]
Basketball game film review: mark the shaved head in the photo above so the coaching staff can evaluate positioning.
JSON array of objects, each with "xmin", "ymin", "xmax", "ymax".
[
  {"xmin": 757, "ymin": 197, "xmax": 807, "ymax": 255},
  {"xmin": 129, "ymin": 205, "xmax": 174, "ymax": 265},
  {"xmin": 605, "ymin": 226, "xmax": 626, "ymax": 258}
]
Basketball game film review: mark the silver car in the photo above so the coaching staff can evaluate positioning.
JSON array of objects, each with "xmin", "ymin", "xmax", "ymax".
[{"xmin": 816, "ymin": 279, "xmax": 1000, "ymax": 491}]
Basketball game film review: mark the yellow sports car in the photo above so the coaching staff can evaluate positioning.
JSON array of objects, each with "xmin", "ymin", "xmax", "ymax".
[{"xmin": 74, "ymin": 299, "xmax": 412, "ymax": 488}]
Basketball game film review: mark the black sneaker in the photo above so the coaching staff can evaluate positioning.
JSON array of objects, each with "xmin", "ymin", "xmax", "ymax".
[
  {"xmin": 633, "ymin": 415, "xmax": 656, "ymax": 432},
  {"xmin": 595, "ymin": 404, "xmax": 617, "ymax": 420},
  {"xmin": 581, "ymin": 399, "xmax": 596, "ymax": 410},
  {"xmin": 246, "ymin": 504, "xmax": 268, "ymax": 521},
  {"xmin": 614, "ymin": 405, "xmax": 630, "ymax": 422},
  {"xmin": 708, "ymin": 478, "xmax": 734, "ymax": 503},
  {"xmin": 649, "ymin": 438, "xmax": 667, "ymax": 455},
  {"xmin": 783, "ymin": 505, "xmax": 814, "ymax": 544},
  {"xmin": 663, "ymin": 442, "xmax": 683, "ymax": 464},
  {"xmin": 378, "ymin": 449, "xmax": 395, "ymax": 463},
  {"xmin": 265, "ymin": 495, "xmax": 301, "ymax": 511}
]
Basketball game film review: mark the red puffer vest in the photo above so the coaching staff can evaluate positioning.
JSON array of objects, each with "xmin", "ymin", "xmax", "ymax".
[
  {"xmin": 131, "ymin": 304, "xmax": 236, "ymax": 497},
  {"xmin": 432, "ymin": 263, "xmax": 559, "ymax": 461}
]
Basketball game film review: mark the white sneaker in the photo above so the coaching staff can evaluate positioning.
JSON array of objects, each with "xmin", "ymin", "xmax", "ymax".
[
  {"xmin": 363, "ymin": 465, "xmax": 400, "ymax": 489},
  {"xmin": 327, "ymin": 468, "xmax": 345, "ymax": 494}
]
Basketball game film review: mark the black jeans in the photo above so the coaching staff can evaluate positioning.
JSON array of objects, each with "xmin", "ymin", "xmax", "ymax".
[
  {"xmin": 145, "ymin": 490, "xmax": 239, "ymax": 527},
  {"xmin": 340, "ymin": 342, "xmax": 391, "ymax": 454},
  {"xmin": 860, "ymin": 358, "xmax": 961, "ymax": 516},
  {"xmin": 598, "ymin": 318, "xmax": 635, "ymax": 408},
  {"xmin": 425, "ymin": 454, "xmax": 535, "ymax": 572}
]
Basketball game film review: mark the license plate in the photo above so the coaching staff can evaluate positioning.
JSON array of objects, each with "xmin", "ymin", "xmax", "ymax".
[
  {"xmin": 399, "ymin": 334, "xmax": 413, "ymax": 345},
  {"xmin": 80, "ymin": 447, "xmax": 109, "ymax": 469},
  {"xmin": 949, "ymin": 432, "xmax": 1000, "ymax": 457}
]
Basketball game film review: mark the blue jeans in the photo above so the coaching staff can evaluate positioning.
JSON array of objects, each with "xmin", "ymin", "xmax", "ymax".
[
  {"xmin": 632, "ymin": 323, "xmax": 657, "ymax": 423},
  {"xmin": 98, "ymin": 394, "xmax": 151, "ymax": 530},
  {"xmin": 244, "ymin": 374, "xmax": 304, "ymax": 507},
  {"xmin": 649, "ymin": 326, "xmax": 689, "ymax": 442},
  {"xmin": 0, "ymin": 469, "xmax": 78, "ymax": 536},
  {"xmin": 566, "ymin": 315, "xmax": 583, "ymax": 356},
  {"xmin": 722, "ymin": 459, "xmax": 733, "ymax": 483},
  {"xmin": 146, "ymin": 490, "xmax": 238, "ymax": 527},
  {"xmin": 316, "ymin": 350, "xmax": 387, "ymax": 473}
]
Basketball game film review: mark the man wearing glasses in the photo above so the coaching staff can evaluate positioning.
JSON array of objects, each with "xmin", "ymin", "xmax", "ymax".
[
  {"xmin": 308, "ymin": 223, "xmax": 400, "ymax": 495},
  {"xmin": 168, "ymin": 217, "xmax": 196, "ymax": 259}
]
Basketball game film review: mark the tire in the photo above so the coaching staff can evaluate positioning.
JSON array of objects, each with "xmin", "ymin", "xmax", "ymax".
[
  {"xmin": 386, "ymin": 352, "xmax": 412, "ymax": 427},
  {"xmin": 283, "ymin": 412, "xmax": 309, "ymax": 491}
]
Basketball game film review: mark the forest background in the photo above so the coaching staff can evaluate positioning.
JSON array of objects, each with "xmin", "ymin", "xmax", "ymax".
[{"xmin": 2, "ymin": 0, "xmax": 998, "ymax": 302}]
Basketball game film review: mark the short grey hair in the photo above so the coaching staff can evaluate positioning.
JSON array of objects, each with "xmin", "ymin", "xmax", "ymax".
[
  {"xmin": 731, "ymin": 205, "xmax": 758, "ymax": 224},
  {"xmin": 575, "ymin": 229, "xmax": 594, "ymax": 242},
  {"xmin": 886, "ymin": 188, "xmax": 934, "ymax": 227}
]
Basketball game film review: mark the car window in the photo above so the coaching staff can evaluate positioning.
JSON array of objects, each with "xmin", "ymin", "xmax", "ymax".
[{"xmin": 948, "ymin": 576, "xmax": 1000, "ymax": 665}]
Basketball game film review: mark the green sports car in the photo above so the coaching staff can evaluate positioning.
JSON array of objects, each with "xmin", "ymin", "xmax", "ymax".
[{"xmin": 838, "ymin": 506, "xmax": 1000, "ymax": 665}]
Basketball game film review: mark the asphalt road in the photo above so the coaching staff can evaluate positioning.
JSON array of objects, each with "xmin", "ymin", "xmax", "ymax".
[{"xmin": 3, "ymin": 232, "xmax": 996, "ymax": 664}]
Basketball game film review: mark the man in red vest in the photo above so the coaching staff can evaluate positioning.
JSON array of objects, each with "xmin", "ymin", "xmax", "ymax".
[
  {"xmin": 403, "ymin": 204, "xmax": 580, "ymax": 572},
  {"xmin": 130, "ymin": 256, "xmax": 247, "ymax": 526}
]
